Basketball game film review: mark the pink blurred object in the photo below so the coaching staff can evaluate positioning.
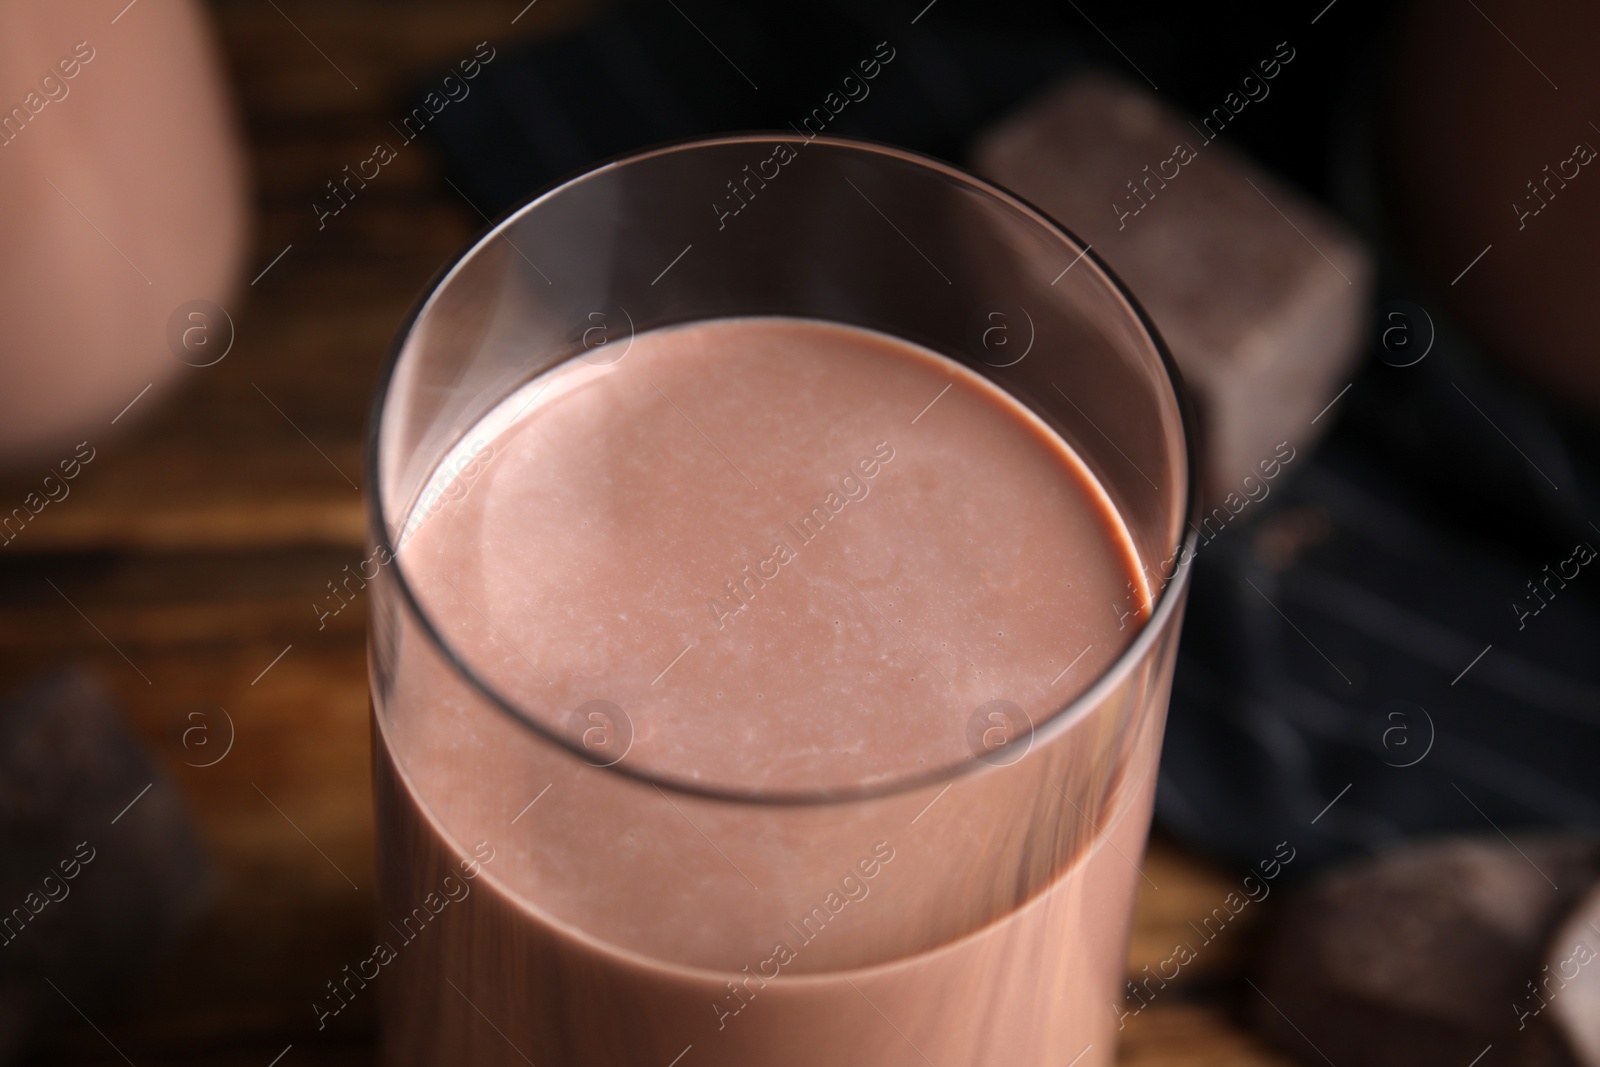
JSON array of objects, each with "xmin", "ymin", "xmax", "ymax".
[{"xmin": 0, "ymin": 0, "xmax": 248, "ymax": 462}]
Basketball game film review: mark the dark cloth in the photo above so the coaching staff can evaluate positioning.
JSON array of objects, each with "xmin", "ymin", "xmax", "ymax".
[
  {"xmin": 422, "ymin": 0, "xmax": 1084, "ymax": 218},
  {"xmin": 1160, "ymin": 310, "xmax": 1600, "ymax": 872}
]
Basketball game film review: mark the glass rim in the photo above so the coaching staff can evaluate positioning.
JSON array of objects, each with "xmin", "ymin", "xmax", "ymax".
[{"xmin": 365, "ymin": 131, "xmax": 1203, "ymax": 808}]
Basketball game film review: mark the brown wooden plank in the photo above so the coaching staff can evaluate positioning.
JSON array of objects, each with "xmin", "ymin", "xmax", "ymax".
[{"xmin": 1117, "ymin": 1003, "xmax": 1302, "ymax": 1067}]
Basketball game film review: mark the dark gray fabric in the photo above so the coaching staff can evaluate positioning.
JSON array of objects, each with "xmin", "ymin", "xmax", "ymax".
[{"xmin": 1159, "ymin": 305, "xmax": 1600, "ymax": 874}]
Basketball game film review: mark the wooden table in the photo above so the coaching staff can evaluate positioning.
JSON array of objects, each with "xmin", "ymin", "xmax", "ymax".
[{"xmin": 2, "ymin": 3, "xmax": 1299, "ymax": 1063}]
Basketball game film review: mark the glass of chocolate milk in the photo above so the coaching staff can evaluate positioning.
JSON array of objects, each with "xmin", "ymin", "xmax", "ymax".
[{"xmin": 366, "ymin": 136, "xmax": 1196, "ymax": 1066}]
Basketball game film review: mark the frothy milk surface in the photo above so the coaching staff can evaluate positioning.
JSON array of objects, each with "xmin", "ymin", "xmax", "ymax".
[
  {"xmin": 397, "ymin": 316, "xmax": 1148, "ymax": 794},
  {"xmin": 375, "ymin": 317, "xmax": 1169, "ymax": 1065}
]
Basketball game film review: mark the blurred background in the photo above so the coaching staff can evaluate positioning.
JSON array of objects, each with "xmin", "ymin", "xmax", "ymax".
[{"xmin": 1, "ymin": 0, "xmax": 1597, "ymax": 1064}]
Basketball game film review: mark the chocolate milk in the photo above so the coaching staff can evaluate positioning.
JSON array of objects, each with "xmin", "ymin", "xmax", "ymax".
[{"xmin": 372, "ymin": 318, "xmax": 1171, "ymax": 1065}]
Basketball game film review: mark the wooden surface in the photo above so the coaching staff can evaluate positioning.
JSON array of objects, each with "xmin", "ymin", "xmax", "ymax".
[{"xmin": 2, "ymin": 3, "xmax": 1298, "ymax": 1064}]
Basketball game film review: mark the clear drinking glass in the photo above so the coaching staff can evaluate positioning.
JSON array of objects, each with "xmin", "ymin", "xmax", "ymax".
[{"xmin": 366, "ymin": 135, "xmax": 1196, "ymax": 1066}]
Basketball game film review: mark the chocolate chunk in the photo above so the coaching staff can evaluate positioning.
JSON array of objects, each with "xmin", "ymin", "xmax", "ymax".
[
  {"xmin": 1251, "ymin": 836, "xmax": 1600, "ymax": 1067},
  {"xmin": 0, "ymin": 668, "xmax": 213, "ymax": 1060},
  {"xmin": 973, "ymin": 74, "xmax": 1372, "ymax": 503}
]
